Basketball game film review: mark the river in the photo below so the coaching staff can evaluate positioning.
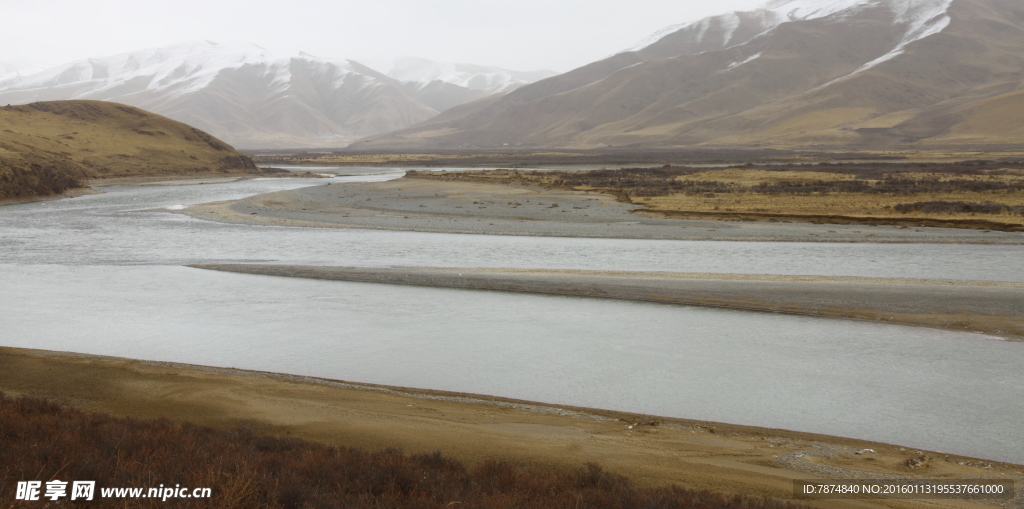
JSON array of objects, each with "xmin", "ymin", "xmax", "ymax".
[{"xmin": 1, "ymin": 172, "xmax": 1022, "ymax": 464}]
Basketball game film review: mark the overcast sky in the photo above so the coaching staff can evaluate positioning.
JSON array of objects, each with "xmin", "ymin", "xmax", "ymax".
[{"xmin": 2, "ymin": 0, "xmax": 768, "ymax": 72}]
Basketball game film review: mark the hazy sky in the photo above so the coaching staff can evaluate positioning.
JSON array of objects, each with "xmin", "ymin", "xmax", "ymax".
[{"xmin": 2, "ymin": 0, "xmax": 768, "ymax": 72}]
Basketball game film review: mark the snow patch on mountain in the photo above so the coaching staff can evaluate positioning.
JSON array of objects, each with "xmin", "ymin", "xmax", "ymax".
[
  {"xmin": 762, "ymin": 0, "xmax": 874, "ymax": 22},
  {"xmin": 726, "ymin": 52, "xmax": 763, "ymax": 71},
  {"xmin": 721, "ymin": 13, "xmax": 742, "ymax": 45},
  {"xmin": 811, "ymin": 0, "xmax": 953, "ymax": 89},
  {"xmin": 692, "ymin": 19, "xmax": 712, "ymax": 44}
]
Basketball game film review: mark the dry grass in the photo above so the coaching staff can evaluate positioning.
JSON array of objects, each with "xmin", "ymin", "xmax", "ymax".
[
  {"xmin": 408, "ymin": 162, "xmax": 1024, "ymax": 230},
  {"xmin": 0, "ymin": 392, "xmax": 809, "ymax": 509}
]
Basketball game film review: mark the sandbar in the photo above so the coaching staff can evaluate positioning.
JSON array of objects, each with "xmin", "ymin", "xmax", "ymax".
[{"xmin": 190, "ymin": 264, "xmax": 1024, "ymax": 342}]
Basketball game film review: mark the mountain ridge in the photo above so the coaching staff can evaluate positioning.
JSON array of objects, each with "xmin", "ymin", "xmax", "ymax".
[{"xmin": 352, "ymin": 0, "xmax": 1024, "ymax": 151}]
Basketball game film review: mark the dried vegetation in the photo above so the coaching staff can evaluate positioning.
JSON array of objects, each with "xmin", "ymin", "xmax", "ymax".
[
  {"xmin": 0, "ymin": 392, "xmax": 808, "ymax": 508},
  {"xmin": 408, "ymin": 161, "xmax": 1024, "ymax": 230}
]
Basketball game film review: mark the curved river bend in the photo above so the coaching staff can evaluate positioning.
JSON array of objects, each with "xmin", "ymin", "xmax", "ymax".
[{"xmin": 1, "ymin": 173, "xmax": 1022, "ymax": 464}]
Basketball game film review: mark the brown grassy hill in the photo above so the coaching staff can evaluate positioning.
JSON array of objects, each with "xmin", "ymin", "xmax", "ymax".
[{"xmin": 0, "ymin": 100, "xmax": 259, "ymax": 201}]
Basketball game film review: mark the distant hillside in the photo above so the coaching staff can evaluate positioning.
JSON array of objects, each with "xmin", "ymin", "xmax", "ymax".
[
  {"xmin": 353, "ymin": 0, "xmax": 1024, "ymax": 151},
  {"xmin": 0, "ymin": 100, "xmax": 258, "ymax": 201}
]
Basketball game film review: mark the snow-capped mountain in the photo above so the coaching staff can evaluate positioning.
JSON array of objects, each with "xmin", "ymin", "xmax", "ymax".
[
  {"xmin": 356, "ymin": 0, "xmax": 1024, "ymax": 150},
  {"xmin": 2, "ymin": 42, "xmax": 303, "ymax": 100},
  {"xmin": 625, "ymin": 0, "xmax": 953, "ymax": 86},
  {"xmin": 0, "ymin": 43, "xmax": 559, "ymax": 148},
  {"xmin": 0, "ymin": 41, "xmax": 437, "ymax": 148}
]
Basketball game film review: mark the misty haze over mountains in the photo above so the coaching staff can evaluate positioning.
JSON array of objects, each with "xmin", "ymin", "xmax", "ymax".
[
  {"xmin": 3, "ymin": 0, "xmax": 1024, "ymax": 150},
  {"xmin": 0, "ymin": 60, "xmax": 48, "ymax": 81},
  {"xmin": 381, "ymin": 56, "xmax": 558, "ymax": 113}
]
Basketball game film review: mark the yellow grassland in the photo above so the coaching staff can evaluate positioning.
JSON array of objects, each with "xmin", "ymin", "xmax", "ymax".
[{"xmin": 643, "ymin": 170, "xmax": 1024, "ymax": 224}]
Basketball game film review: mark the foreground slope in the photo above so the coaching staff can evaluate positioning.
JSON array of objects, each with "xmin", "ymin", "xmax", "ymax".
[
  {"xmin": 354, "ymin": 0, "xmax": 1024, "ymax": 150},
  {"xmin": 0, "ymin": 100, "xmax": 257, "ymax": 201}
]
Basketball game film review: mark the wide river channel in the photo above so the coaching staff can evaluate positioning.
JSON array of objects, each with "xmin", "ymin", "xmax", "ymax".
[{"xmin": 1, "ymin": 172, "xmax": 1022, "ymax": 464}]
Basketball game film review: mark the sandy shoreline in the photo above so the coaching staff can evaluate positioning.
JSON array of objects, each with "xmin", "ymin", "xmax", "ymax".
[
  {"xmin": 190, "ymin": 264, "xmax": 1024, "ymax": 342},
  {"xmin": 2, "ymin": 346, "xmax": 1019, "ymax": 509},
  {"xmin": 178, "ymin": 177, "xmax": 1024, "ymax": 243}
]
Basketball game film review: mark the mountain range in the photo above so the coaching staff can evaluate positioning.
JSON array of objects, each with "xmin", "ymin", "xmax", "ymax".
[
  {"xmin": 4, "ymin": 0, "xmax": 1024, "ymax": 152},
  {"xmin": 354, "ymin": 0, "xmax": 1024, "ymax": 150},
  {"xmin": 0, "ymin": 42, "xmax": 555, "ymax": 149}
]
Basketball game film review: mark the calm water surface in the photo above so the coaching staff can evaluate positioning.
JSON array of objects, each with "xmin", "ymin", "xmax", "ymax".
[{"xmin": 1, "ymin": 174, "xmax": 1022, "ymax": 464}]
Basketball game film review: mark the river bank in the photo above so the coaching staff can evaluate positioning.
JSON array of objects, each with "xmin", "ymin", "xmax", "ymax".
[
  {"xmin": 1, "ymin": 346, "xmax": 1018, "ymax": 509},
  {"xmin": 0, "ymin": 186, "xmax": 103, "ymax": 206},
  {"xmin": 0, "ymin": 170, "xmax": 324, "ymax": 206}
]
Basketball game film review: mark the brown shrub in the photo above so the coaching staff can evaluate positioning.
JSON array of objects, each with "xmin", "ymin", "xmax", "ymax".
[
  {"xmin": 0, "ymin": 161, "xmax": 84, "ymax": 199},
  {"xmin": 409, "ymin": 161, "xmax": 1024, "ymax": 200},
  {"xmin": 893, "ymin": 201, "xmax": 1024, "ymax": 216}
]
